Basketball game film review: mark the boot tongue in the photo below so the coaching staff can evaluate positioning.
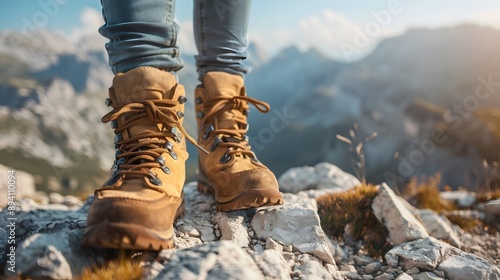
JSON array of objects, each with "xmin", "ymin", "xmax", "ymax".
[
  {"xmin": 112, "ymin": 67, "xmax": 179, "ymax": 139},
  {"xmin": 202, "ymin": 72, "xmax": 245, "ymax": 131}
]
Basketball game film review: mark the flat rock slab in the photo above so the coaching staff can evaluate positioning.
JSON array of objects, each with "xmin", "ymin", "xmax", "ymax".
[
  {"xmin": 386, "ymin": 237, "xmax": 500, "ymax": 280},
  {"xmin": 0, "ymin": 196, "xmax": 107, "ymax": 279},
  {"xmin": 250, "ymin": 203, "xmax": 335, "ymax": 264},
  {"xmin": 155, "ymin": 241, "xmax": 265, "ymax": 280}
]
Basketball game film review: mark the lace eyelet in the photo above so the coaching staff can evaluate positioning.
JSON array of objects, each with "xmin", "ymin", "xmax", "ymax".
[
  {"xmin": 104, "ymin": 98, "xmax": 112, "ymax": 107},
  {"xmin": 170, "ymin": 152, "xmax": 178, "ymax": 160},
  {"xmin": 164, "ymin": 141, "xmax": 174, "ymax": 152},
  {"xmin": 195, "ymin": 97, "xmax": 203, "ymax": 104},
  {"xmin": 176, "ymin": 111, "xmax": 184, "ymax": 118},
  {"xmin": 178, "ymin": 96, "xmax": 187, "ymax": 104},
  {"xmin": 196, "ymin": 111, "xmax": 205, "ymax": 119},
  {"xmin": 202, "ymin": 124, "xmax": 214, "ymax": 140},
  {"xmin": 111, "ymin": 120, "xmax": 118, "ymax": 129},
  {"xmin": 210, "ymin": 137, "xmax": 222, "ymax": 151},
  {"xmin": 220, "ymin": 153, "xmax": 231, "ymax": 164},
  {"xmin": 148, "ymin": 171, "xmax": 162, "ymax": 186},
  {"xmin": 161, "ymin": 166, "xmax": 171, "ymax": 174},
  {"xmin": 155, "ymin": 156, "xmax": 165, "ymax": 166},
  {"xmin": 149, "ymin": 176, "xmax": 162, "ymax": 186}
]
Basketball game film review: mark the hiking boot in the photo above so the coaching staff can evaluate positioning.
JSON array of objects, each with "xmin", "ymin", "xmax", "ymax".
[
  {"xmin": 83, "ymin": 67, "xmax": 200, "ymax": 250},
  {"xmin": 194, "ymin": 71, "xmax": 284, "ymax": 211}
]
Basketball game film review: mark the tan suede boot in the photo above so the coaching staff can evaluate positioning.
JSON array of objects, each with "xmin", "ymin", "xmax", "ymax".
[
  {"xmin": 83, "ymin": 67, "xmax": 199, "ymax": 250},
  {"xmin": 194, "ymin": 71, "xmax": 284, "ymax": 211}
]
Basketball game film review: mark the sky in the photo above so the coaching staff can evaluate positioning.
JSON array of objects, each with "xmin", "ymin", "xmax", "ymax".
[{"xmin": 2, "ymin": 1, "xmax": 500, "ymax": 61}]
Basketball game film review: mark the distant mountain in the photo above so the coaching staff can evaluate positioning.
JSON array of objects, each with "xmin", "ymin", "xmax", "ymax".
[
  {"xmin": 246, "ymin": 24, "xmax": 500, "ymax": 189},
  {"xmin": 1, "ymin": 25, "xmax": 499, "ymax": 193}
]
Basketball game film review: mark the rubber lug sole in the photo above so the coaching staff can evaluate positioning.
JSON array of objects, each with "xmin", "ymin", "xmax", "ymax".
[
  {"xmin": 83, "ymin": 201, "xmax": 184, "ymax": 250},
  {"xmin": 197, "ymin": 179, "xmax": 283, "ymax": 212}
]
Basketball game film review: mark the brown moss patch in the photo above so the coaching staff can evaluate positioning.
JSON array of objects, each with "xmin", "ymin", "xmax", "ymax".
[
  {"xmin": 77, "ymin": 251, "xmax": 142, "ymax": 280},
  {"xmin": 317, "ymin": 184, "xmax": 391, "ymax": 257}
]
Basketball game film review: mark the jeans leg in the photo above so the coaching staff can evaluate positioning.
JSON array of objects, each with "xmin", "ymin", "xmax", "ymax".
[
  {"xmin": 100, "ymin": 0, "xmax": 183, "ymax": 74},
  {"xmin": 194, "ymin": 0, "xmax": 251, "ymax": 81}
]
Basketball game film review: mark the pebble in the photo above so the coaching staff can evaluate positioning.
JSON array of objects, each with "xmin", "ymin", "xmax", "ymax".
[
  {"xmin": 374, "ymin": 273, "xmax": 395, "ymax": 280},
  {"xmin": 364, "ymin": 262, "xmax": 382, "ymax": 274}
]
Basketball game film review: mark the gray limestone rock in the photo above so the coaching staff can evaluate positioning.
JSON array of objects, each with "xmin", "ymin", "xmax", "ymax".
[
  {"xmin": 411, "ymin": 271, "xmax": 443, "ymax": 280},
  {"xmin": 155, "ymin": 241, "xmax": 265, "ymax": 280},
  {"xmin": 251, "ymin": 203, "xmax": 335, "ymax": 264},
  {"xmin": 278, "ymin": 162, "xmax": 360, "ymax": 193},
  {"xmin": 372, "ymin": 183, "xmax": 429, "ymax": 244},
  {"xmin": 385, "ymin": 237, "xmax": 450, "ymax": 270},
  {"xmin": 440, "ymin": 191, "xmax": 476, "ymax": 208},
  {"xmin": 212, "ymin": 210, "xmax": 250, "ymax": 247},
  {"xmin": 296, "ymin": 259, "xmax": 335, "ymax": 280},
  {"xmin": 417, "ymin": 209, "xmax": 461, "ymax": 247},
  {"xmin": 386, "ymin": 237, "xmax": 500, "ymax": 280},
  {"xmin": 477, "ymin": 198, "xmax": 500, "ymax": 216},
  {"xmin": 253, "ymin": 249, "xmax": 290, "ymax": 280},
  {"xmin": 437, "ymin": 248, "xmax": 500, "ymax": 280}
]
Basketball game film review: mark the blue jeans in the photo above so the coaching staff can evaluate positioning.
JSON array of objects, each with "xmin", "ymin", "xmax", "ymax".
[{"xmin": 100, "ymin": 0, "xmax": 251, "ymax": 80}]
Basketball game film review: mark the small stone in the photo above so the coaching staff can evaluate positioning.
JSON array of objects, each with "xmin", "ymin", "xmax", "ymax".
[
  {"xmin": 411, "ymin": 271, "xmax": 441, "ymax": 280},
  {"xmin": 355, "ymin": 255, "xmax": 374, "ymax": 266},
  {"xmin": 374, "ymin": 273, "xmax": 395, "ymax": 280},
  {"xmin": 281, "ymin": 252, "xmax": 295, "ymax": 267},
  {"xmin": 432, "ymin": 270, "xmax": 444, "ymax": 277},
  {"xmin": 253, "ymin": 250, "xmax": 289, "ymax": 280},
  {"xmin": 340, "ymin": 264, "xmax": 357, "ymax": 272},
  {"xmin": 251, "ymin": 203, "xmax": 334, "ymax": 263},
  {"xmin": 440, "ymin": 191, "xmax": 476, "ymax": 208},
  {"xmin": 253, "ymin": 243, "xmax": 264, "ymax": 253},
  {"xmin": 177, "ymin": 223, "xmax": 200, "ymax": 238},
  {"xmin": 342, "ymin": 271, "xmax": 362, "ymax": 280},
  {"xmin": 477, "ymin": 199, "xmax": 500, "ymax": 215},
  {"xmin": 48, "ymin": 192, "xmax": 64, "ymax": 204},
  {"xmin": 213, "ymin": 211, "xmax": 249, "ymax": 247},
  {"xmin": 395, "ymin": 273, "xmax": 412, "ymax": 280},
  {"xmin": 405, "ymin": 267, "xmax": 419, "ymax": 275},
  {"xmin": 386, "ymin": 268, "xmax": 396, "ymax": 274},
  {"xmin": 365, "ymin": 262, "xmax": 382, "ymax": 274},
  {"xmin": 265, "ymin": 237, "xmax": 283, "ymax": 252},
  {"xmin": 283, "ymin": 244, "xmax": 293, "ymax": 252},
  {"xmin": 61, "ymin": 195, "xmax": 82, "ymax": 207},
  {"xmin": 362, "ymin": 275, "xmax": 374, "ymax": 280}
]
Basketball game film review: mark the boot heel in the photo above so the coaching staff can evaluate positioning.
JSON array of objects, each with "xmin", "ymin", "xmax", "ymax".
[{"xmin": 197, "ymin": 180, "xmax": 214, "ymax": 195}]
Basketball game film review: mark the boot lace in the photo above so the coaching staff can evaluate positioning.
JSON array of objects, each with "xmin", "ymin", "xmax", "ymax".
[
  {"xmin": 199, "ymin": 95, "xmax": 270, "ymax": 161},
  {"xmin": 101, "ymin": 93, "xmax": 207, "ymax": 188}
]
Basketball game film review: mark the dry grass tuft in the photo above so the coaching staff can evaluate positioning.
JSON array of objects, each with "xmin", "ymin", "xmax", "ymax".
[
  {"xmin": 446, "ymin": 215, "xmax": 482, "ymax": 232},
  {"xmin": 317, "ymin": 184, "xmax": 391, "ymax": 257},
  {"xmin": 476, "ymin": 188, "xmax": 500, "ymax": 203},
  {"xmin": 411, "ymin": 174, "xmax": 456, "ymax": 212},
  {"xmin": 77, "ymin": 251, "xmax": 142, "ymax": 280}
]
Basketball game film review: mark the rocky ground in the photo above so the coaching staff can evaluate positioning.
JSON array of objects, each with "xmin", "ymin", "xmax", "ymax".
[{"xmin": 0, "ymin": 162, "xmax": 499, "ymax": 279}]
